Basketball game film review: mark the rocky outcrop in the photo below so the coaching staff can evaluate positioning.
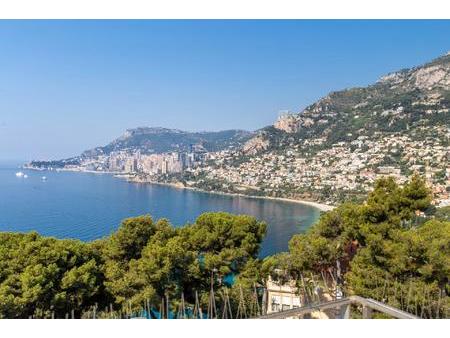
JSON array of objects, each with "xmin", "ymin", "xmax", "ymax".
[
  {"xmin": 242, "ymin": 133, "xmax": 270, "ymax": 155},
  {"xmin": 379, "ymin": 53, "xmax": 450, "ymax": 91},
  {"xmin": 238, "ymin": 51, "xmax": 450, "ymax": 156},
  {"xmin": 413, "ymin": 65, "xmax": 449, "ymax": 89},
  {"xmin": 274, "ymin": 113, "xmax": 300, "ymax": 133}
]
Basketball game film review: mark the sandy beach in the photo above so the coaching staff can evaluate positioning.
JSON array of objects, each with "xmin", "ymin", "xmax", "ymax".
[
  {"xmin": 24, "ymin": 166, "xmax": 335, "ymax": 212},
  {"xmin": 127, "ymin": 177, "xmax": 335, "ymax": 212}
]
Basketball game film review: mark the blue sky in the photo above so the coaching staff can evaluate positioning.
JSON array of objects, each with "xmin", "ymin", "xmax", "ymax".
[{"xmin": 0, "ymin": 20, "xmax": 449, "ymax": 160}]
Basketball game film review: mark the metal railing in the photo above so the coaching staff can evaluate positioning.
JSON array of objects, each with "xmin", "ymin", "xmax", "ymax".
[{"xmin": 258, "ymin": 295, "xmax": 418, "ymax": 319}]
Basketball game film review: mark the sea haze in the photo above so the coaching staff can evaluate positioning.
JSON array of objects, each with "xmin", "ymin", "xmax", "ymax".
[{"xmin": 0, "ymin": 161, "xmax": 321, "ymax": 257}]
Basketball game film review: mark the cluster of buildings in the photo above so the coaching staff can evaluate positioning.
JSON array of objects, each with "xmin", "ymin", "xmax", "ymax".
[
  {"xmin": 186, "ymin": 126, "xmax": 450, "ymax": 206},
  {"xmin": 64, "ymin": 147, "xmax": 208, "ymax": 176},
  {"xmin": 56, "ymin": 124, "xmax": 449, "ymax": 207}
]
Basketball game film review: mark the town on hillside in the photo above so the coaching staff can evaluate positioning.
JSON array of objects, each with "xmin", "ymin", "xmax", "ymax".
[{"xmin": 26, "ymin": 52, "xmax": 450, "ymax": 208}]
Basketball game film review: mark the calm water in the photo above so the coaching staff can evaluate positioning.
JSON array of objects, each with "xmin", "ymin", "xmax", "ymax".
[{"xmin": 0, "ymin": 161, "xmax": 321, "ymax": 257}]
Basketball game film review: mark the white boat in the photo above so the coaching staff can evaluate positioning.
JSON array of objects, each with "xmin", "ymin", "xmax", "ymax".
[
  {"xmin": 41, "ymin": 176, "xmax": 47, "ymax": 181},
  {"xmin": 15, "ymin": 172, "xmax": 24, "ymax": 177},
  {"xmin": 23, "ymin": 174, "xmax": 28, "ymax": 178}
]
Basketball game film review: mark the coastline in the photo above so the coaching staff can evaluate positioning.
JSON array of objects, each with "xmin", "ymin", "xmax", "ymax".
[
  {"xmin": 24, "ymin": 165, "xmax": 335, "ymax": 212},
  {"xmin": 127, "ymin": 178, "xmax": 335, "ymax": 212},
  {"xmin": 23, "ymin": 166, "xmax": 121, "ymax": 175}
]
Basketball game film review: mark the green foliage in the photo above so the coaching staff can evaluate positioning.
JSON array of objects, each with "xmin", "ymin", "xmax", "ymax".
[
  {"xmin": 0, "ymin": 212, "xmax": 266, "ymax": 318},
  {"xmin": 282, "ymin": 175, "xmax": 449, "ymax": 317},
  {"xmin": 0, "ymin": 232, "xmax": 104, "ymax": 318},
  {"xmin": 98, "ymin": 128, "xmax": 254, "ymax": 155},
  {"xmin": 103, "ymin": 215, "xmax": 156, "ymax": 262},
  {"xmin": 363, "ymin": 175, "xmax": 431, "ymax": 225},
  {"xmin": 435, "ymin": 206, "xmax": 450, "ymax": 221},
  {"xmin": 1, "ymin": 175, "xmax": 448, "ymax": 318},
  {"xmin": 102, "ymin": 212, "xmax": 266, "ymax": 312}
]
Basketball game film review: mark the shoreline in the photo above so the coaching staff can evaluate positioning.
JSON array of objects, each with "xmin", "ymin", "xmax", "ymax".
[
  {"xmin": 24, "ymin": 166, "xmax": 335, "ymax": 212},
  {"xmin": 127, "ymin": 178, "xmax": 335, "ymax": 212},
  {"xmin": 23, "ymin": 166, "xmax": 121, "ymax": 175}
]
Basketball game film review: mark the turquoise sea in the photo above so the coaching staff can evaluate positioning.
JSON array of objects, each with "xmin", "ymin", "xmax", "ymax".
[{"xmin": 0, "ymin": 161, "xmax": 321, "ymax": 257}]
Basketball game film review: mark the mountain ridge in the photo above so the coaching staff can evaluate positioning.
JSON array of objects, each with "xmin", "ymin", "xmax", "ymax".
[
  {"xmin": 177, "ymin": 52, "xmax": 450, "ymax": 205},
  {"xmin": 27, "ymin": 52, "xmax": 450, "ymax": 206},
  {"xmin": 244, "ymin": 52, "xmax": 450, "ymax": 151},
  {"xmin": 81, "ymin": 127, "xmax": 254, "ymax": 158}
]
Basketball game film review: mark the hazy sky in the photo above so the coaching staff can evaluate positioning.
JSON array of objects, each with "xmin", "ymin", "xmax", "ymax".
[{"xmin": 0, "ymin": 20, "xmax": 449, "ymax": 160}]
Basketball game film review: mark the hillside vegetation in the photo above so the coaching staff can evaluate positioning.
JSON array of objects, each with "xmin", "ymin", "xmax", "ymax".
[
  {"xmin": 0, "ymin": 176, "xmax": 448, "ymax": 318},
  {"xmin": 0, "ymin": 213, "xmax": 265, "ymax": 318},
  {"xmin": 267, "ymin": 175, "xmax": 450, "ymax": 318},
  {"xmin": 83, "ymin": 127, "xmax": 254, "ymax": 157},
  {"xmin": 183, "ymin": 53, "xmax": 450, "ymax": 205}
]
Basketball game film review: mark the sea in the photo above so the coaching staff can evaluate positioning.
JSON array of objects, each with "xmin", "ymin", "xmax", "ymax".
[{"xmin": 0, "ymin": 161, "xmax": 321, "ymax": 257}]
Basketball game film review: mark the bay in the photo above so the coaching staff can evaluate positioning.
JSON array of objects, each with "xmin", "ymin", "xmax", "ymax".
[{"xmin": 0, "ymin": 161, "xmax": 321, "ymax": 257}]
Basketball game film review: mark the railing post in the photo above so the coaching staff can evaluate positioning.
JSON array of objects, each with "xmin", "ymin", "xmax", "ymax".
[
  {"xmin": 338, "ymin": 304, "xmax": 351, "ymax": 319},
  {"xmin": 362, "ymin": 305, "xmax": 372, "ymax": 319}
]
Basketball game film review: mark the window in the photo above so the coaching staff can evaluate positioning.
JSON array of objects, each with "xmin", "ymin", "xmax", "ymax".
[
  {"xmin": 271, "ymin": 295, "xmax": 281, "ymax": 312},
  {"xmin": 282, "ymin": 304, "xmax": 291, "ymax": 311}
]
